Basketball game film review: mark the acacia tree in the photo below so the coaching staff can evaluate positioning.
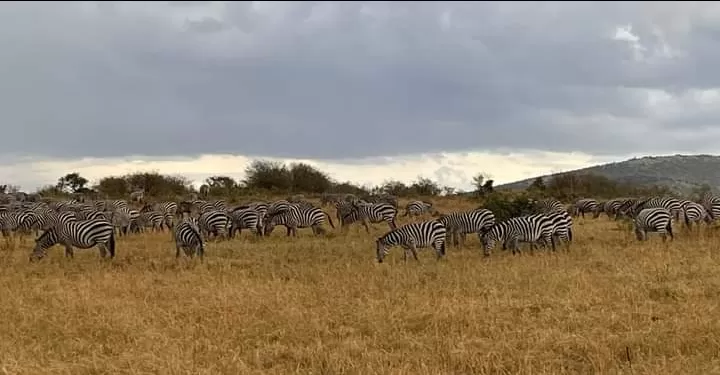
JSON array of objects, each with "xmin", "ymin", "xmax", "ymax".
[{"xmin": 56, "ymin": 172, "xmax": 89, "ymax": 194}]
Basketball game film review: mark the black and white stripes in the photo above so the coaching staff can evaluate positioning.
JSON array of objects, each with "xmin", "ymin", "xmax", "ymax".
[
  {"xmin": 375, "ymin": 220, "xmax": 446, "ymax": 263},
  {"xmin": 633, "ymin": 207, "xmax": 673, "ymax": 241},
  {"xmin": 30, "ymin": 217, "xmax": 116, "ymax": 261},
  {"xmin": 480, "ymin": 214, "xmax": 555, "ymax": 256}
]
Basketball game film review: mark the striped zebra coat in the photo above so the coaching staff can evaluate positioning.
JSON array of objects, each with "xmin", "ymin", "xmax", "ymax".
[
  {"xmin": 634, "ymin": 208, "xmax": 673, "ymax": 242},
  {"xmin": 198, "ymin": 210, "xmax": 231, "ymax": 240},
  {"xmin": 375, "ymin": 220, "xmax": 446, "ymax": 263},
  {"xmin": 680, "ymin": 201, "xmax": 711, "ymax": 230},
  {"xmin": 30, "ymin": 218, "xmax": 116, "ymax": 261},
  {"xmin": 435, "ymin": 208, "xmax": 495, "ymax": 247},
  {"xmin": 341, "ymin": 202, "xmax": 397, "ymax": 233},
  {"xmin": 403, "ymin": 201, "xmax": 434, "ymax": 217},
  {"xmin": 480, "ymin": 214, "xmax": 555, "ymax": 256},
  {"xmin": 174, "ymin": 217, "xmax": 204, "ymax": 259},
  {"xmin": 545, "ymin": 210, "xmax": 573, "ymax": 251},
  {"xmin": 571, "ymin": 199, "xmax": 600, "ymax": 219},
  {"xmin": 229, "ymin": 208, "xmax": 263, "ymax": 238},
  {"xmin": 264, "ymin": 206, "xmax": 334, "ymax": 237}
]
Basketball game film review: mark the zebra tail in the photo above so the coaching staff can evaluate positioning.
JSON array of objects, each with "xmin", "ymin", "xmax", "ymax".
[
  {"xmin": 325, "ymin": 212, "xmax": 335, "ymax": 229},
  {"xmin": 108, "ymin": 230, "xmax": 116, "ymax": 258},
  {"xmin": 439, "ymin": 240, "xmax": 446, "ymax": 257},
  {"xmin": 568, "ymin": 227, "xmax": 573, "ymax": 242}
]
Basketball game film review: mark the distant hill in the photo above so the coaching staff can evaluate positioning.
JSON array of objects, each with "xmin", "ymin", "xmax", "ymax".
[{"xmin": 497, "ymin": 154, "xmax": 720, "ymax": 195}]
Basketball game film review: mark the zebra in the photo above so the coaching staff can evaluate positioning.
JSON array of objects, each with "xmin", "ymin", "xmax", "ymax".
[
  {"xmin": 364, "ymin": 194, "xmax": 398, "ymax": 208},
  {"xmin": 0, "ymin": 211, "xmax": 22, "ymax": 238},
  {"xmin": 435, "ymin": 208, "xmax": 495, "ymax": 247},
  {"xmin": 263, "ymin": 206, "xmax": 335, "ymax": 236},
  {"xmin": 700, "ymin": 193, "xmax": 720, "ymax": 221},
  {"xmin": 192, "ymin": 200, "xmax": 227, "ymax": 214},
  {"xmin": 571, "ymin": 199, "xmax": 600, "ymax": 219},
  {"xmin": 341, "ymin": 202, "xmax": 397, "ymax": 233},
  {"xmin": 375, "ymin": 220, "xmax": 447, "ymax": 263},
  {"xmin": 173, "ymin": 217, "xmax": 204, "ymax": 260},
  {"xmin": 111, "ymin": 207, "xmax": 139, "ymax": 236},
  {"xmin": 535, "ymin": 199, "xmax": 565, "ymax": 215},
  {"xmin": 136, "ymin": 211, "xmax": 166, "ymax": 233},
  {"xmin": 634, "ymin": 207, "xmax": 673, "ymax": 242},
  {"xmin": 334, "ymin": 200, "xmax": 355, "ymax": 226},
  {"xmin": 629, "ymin": 197, "xmax": 682, "ymax": 221},
  {"xmin": 480, "ymin": 214, "xmax": 556, "ymax": 257},
  {"xmin": 29, "ymin": 218, "xmax": 116, "ymax": 261},
  {"xmin": 229, "ymin": 208, "xmax": 263, "ymax": 238},
  {"xmin": 198, "ymin": 210, "xmax": 231, "ymax": 240},
  {"xmin": 545, "ymin": 210, "xmax": 573, "ymax": 251},
  {"xmin": 680, "ymin": 201, "xmax": 712, "ymax": 230},
  {"xmin": 403, "ymin": 201, "xmax": 435, "ymax": 217}
]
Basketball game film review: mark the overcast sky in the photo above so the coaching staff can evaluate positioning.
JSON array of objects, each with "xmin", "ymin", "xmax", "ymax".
[{"xmin": 1, "ymin": 1, "xmax": 719, "ymax": 191}]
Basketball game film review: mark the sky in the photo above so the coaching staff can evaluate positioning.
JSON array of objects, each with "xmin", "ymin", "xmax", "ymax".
[{"xmin": 2, "ymin": 1, "xmax": 720, "ymax": 192}]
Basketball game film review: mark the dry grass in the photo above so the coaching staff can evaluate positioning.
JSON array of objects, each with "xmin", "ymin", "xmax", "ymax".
[{"xmin": 1, "ymin": 197, "xmax": 720, "ymax": 375}]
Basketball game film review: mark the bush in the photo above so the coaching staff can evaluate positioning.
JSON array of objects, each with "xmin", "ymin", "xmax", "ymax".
[{"xmin": 480, "ymin": 191, "xmax": 537, "ymax": 221}]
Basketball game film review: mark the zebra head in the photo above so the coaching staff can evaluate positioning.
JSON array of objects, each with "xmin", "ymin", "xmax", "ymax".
[
  {"xmin": 263, "ymin": 216, "xmax": 278, "ymax": 236},
  {"xmin": 30, "ymin": 229, "xmax": 57, "ymax": 262}
]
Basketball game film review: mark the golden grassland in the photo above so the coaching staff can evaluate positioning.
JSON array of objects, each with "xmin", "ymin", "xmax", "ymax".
[{"xmin": 1, "ymin": 197, "xmax": 720, "ymax": 375}]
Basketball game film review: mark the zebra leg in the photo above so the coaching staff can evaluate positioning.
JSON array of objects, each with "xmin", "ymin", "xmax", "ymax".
[
  {"xmin": 197, "ymin": 242, "xmax": 204, "ymax": 262},
  {"xmin": 64, "ymin": 245, "xmax": 74, "ymax": 258},
  {"xmin": 362, "ymin": 219, "xmax": 371, "ymax": 233},
  {"xmin": 409, "ymin": 243, "xmax": 420, "ymax": 262},
  {"xmin": 98, "ymin": 244, "xmax": 108, "ymax": 258}
]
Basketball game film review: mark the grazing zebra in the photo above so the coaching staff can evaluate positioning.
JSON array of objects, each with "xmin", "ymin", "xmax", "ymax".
[
  {"xmin": 435, "ymin": 208, "xmax": 495, "ymax": 247},
  {"xmin": 263, "ymin": 206, "xmax": 335, "ymax": 236},
  {"xmin": 545, "ymin": 210, "xmax": 573, "ymax": 251},
  {"xmin": 480, "ymin": 214, "xmax": 556, "ymax": 257},
  {"xmin": 630, "ymin": 197, "xmax": 682, "ymax": 221},
  {"xmin": 634, "ymin": 207, "xmax": 673, "ymax": 241},
  {"xmin": 535, "ymin": 199, "xmax": 565, "ymax": 215},
  {"xmin": 136, "ymin": 211, "xmax": 166, "ymax": 233},
  {"xmin": 29, "ymin": 218, "xmax": 116, "ymax": 261},
  {"xmin": 229, "ymin": 208, "xmax": 263, "ymax": 238},
  {"xmin": 680, "ymin": 201, "xmax": 712, "ymax": 230},
  {"xmin": 112, "ymin": 207, "xmax": 139, "ymax": 236},
  {"xmin": 700, "ymin": 193, "xmax": 720, "ymax": 220},
  {"xmin": 571, "ymin": 198, "xmax": 600, "ymax": 219},
  {"xmin": 375, "ymin": 220, "xmax": 447, "ymax": 263},
  {"xmin": 193, "ymin": 200, "xmax": 227, "ymax": 214},
  {"xmin": 198, "ymin": 210, "xmax": 231, "ymax": 240},
  {"xmin": 173, "ymin": 217, "xmax": 204, "ymax": 259},
  {"xmin": 341, "ymin": 202, "xmax": 397, "ymax": 233},
  {"xmin": 403, "ymin": 201, "xmax": 434, "ymax": 217},
  {"xmin": 0, "ymin": 212, "xmax": 21, "ymax": 237},
  {"xmin": 334, "ymin": 200, "xmax": 355, "ymax": 226}
]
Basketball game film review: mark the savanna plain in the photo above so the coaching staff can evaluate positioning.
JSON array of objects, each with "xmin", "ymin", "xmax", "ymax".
[{"xmin": 1, "ymin": 197, "xmax": 719, "ymax": 375}]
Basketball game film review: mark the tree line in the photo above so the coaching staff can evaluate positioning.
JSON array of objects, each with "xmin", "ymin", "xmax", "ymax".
[{"xmin": 19, "ymin": 159, "xmax": 693, "ymax": 202}]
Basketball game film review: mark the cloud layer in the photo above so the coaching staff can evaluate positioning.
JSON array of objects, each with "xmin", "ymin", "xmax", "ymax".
[{"xmin": 3, "ymin": 1, "xmax": 720, "ymax": 163}]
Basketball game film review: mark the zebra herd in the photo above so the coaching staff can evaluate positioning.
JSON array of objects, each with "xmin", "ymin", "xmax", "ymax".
[{"xmin": 0, "ymin": 191, "xmax": 714, "ymax": 264}]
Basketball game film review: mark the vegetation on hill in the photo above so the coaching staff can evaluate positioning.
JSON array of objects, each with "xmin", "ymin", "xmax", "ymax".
[
  {"xmin": 498, "ymin": 154, "xmax": 720, "ymax": 195},
  {"xmin": 18, "ymin": 157, "xmax": 680, "ymax": 205}
]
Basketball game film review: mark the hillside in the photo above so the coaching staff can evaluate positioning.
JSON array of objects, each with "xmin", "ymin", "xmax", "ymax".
[{"xmin": 497, "ymin": 154, "xmax": 720, "ymax": 194}]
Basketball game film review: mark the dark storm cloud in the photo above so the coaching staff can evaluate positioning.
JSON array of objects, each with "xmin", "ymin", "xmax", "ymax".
[{"xmin": 1, "ymin": 1, "xmax": 720, "ymax": 160}]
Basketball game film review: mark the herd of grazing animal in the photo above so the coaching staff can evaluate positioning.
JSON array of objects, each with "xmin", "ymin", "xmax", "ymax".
[{"xmin": 0, "ymin": 189, "xmax": 717, "ymax": 264}]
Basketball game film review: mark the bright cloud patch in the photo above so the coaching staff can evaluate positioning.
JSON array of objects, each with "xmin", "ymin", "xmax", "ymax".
[{"xmin": 1, "ymin": 151, "xmax": 616, "ymax": 193}]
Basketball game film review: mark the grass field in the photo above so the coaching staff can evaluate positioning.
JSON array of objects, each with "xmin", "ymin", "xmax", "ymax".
[{"xmin": 1, "ymin": 197, "xmax": 720, "ymax": 374}]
